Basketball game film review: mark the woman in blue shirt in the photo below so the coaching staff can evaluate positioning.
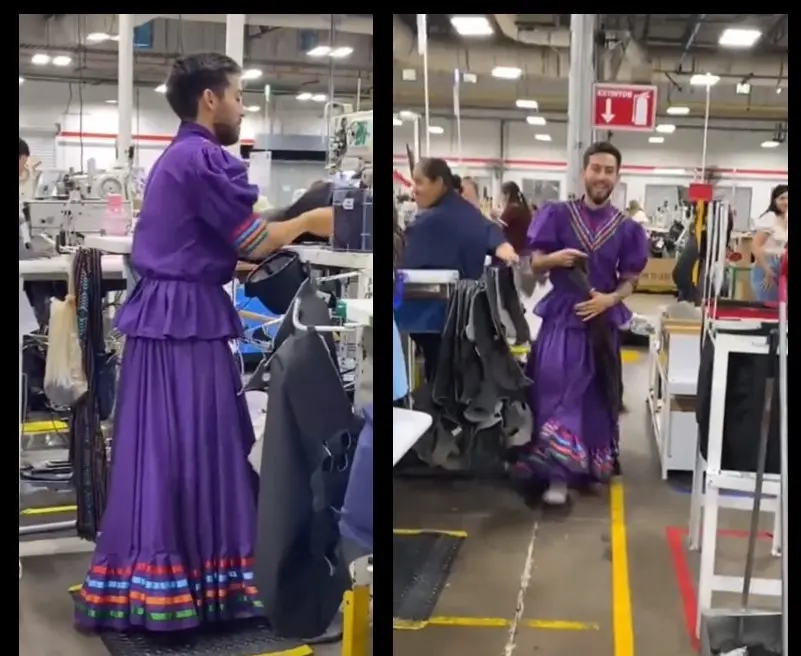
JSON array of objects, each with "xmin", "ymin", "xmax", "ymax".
[{"xmin": 401, "ymin": 158, "xmax": 518, "ymax": 382}]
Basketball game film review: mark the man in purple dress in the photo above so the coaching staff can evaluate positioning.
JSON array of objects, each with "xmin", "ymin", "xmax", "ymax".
[
  {"xmin": 515, "ymin": 142, "xmax": 648, "ymax": 506},
  {"xmin": 75, "ymin": 53, "xmax": 333, "ymax": 632}
]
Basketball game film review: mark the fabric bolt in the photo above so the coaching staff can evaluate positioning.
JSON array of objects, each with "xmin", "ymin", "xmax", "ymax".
[
  {"xmin": 515, "ymin": 199, "xmax": 648, "ymax": 486},
  {"xmin": 75, "ymin": 122, "xmax": 263, "ymax": 632}
]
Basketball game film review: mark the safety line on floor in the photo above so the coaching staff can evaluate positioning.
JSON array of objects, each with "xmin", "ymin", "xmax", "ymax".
[
  {"xmin": 393, "ymin": 616, "xmax": 600, "ymax": 631},
  {"xmin": 393, "ymin": 528, "xmax": 468, "ymax": 538},
  {"xmin": 610, "ymin": 479, "xmax": 635, "ymax": 656},
  {"xmin": 20, "ymin": 505, "xmax": 77, "ymax": 516},
  {"xmin": 20, "ymin": 420, "xmax": 69, "ymax": 433},
  {"xmin": 503, "ymin": 519, "xmax": 539, "ymax": 656},
  {"xmin": 620, "ymin": 349, "xmax": 641, "ymax": 364}
]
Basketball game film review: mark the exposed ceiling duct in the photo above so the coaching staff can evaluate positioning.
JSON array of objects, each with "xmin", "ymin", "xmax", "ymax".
[
  {"xmin": 393, "ymin": 16, "xmax": 786, "ymax": 87},
  {"xmin": 133, "ymin": 14, "xmax": 373, "ymax": 35}
]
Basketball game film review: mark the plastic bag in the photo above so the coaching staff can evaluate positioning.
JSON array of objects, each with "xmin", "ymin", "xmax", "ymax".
[{"xmin": 44, "ymin": 295, "xmax": 87, "ymax": 407}]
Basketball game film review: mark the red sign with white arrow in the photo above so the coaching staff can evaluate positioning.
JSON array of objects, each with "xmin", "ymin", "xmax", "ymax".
[{"xmin": 592, "ymin": 83, "xmax": 658, "ymax": 132}]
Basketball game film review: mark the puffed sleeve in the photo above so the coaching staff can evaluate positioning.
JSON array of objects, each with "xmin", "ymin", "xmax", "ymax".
[
  {"xmin": 194, "ymin": 145, "xmax": 263, "ymax": 253},
  {"xmin": 526, "ymin": 204, "xmax": 560, "ymax": 253},
  {"xmin": 618, "ymin": 219, "xmax": 649, "ymax": 277}
]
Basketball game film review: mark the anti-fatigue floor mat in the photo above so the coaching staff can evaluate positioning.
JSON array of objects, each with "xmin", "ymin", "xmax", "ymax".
[
  {"xmin": 393, "ymin": 530, "xmax": 465, "ymax": 626},
  {"xmin": 69, "ymin": 589, "xmax": 312, "ymax": 656}
]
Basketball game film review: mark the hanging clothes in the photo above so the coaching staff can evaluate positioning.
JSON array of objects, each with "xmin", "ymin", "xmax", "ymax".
[{"xmin": 253, "ymin": 319, "xmax": 360, "ymax": 639}]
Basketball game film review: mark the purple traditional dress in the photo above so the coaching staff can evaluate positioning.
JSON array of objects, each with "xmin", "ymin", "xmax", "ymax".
[
  {"xmin": 75, "ymin": 123, "xmax": 263, "ymax": 631},
  {"xmin": 516, "ymin": 198, "xmax": 648, "ymax": 485}
]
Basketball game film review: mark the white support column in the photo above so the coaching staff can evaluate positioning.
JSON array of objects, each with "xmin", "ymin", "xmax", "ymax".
[
  {"xmin": 225, "ymin": 14, "xmax": 246, "ymax": 158},
  {"xmin": 117, "ymin": 14, "xmax": 134, "ymax": 167},
  {"xmin": 565, "ymin": 14, "xmax": 597, "ymax": 198}
]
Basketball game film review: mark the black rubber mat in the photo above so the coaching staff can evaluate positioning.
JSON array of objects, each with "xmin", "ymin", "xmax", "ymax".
[
  {"xmin": 97, "ymin": 621, "xmax": 309, "ymax": 656},
  {"xmin": 68, "ymin": 592, "xmax": 310, "ymax": 656},
  {"xmin": 393, "ymin": 531, "xmax": 465, "ymax": 622}
]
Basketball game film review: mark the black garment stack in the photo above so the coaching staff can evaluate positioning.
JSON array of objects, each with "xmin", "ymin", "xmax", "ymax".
[{"xmin": 70, "ymin": 248, "xmax": 117, "ymax": 541}]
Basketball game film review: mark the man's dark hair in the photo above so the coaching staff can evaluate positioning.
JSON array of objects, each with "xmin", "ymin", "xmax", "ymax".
[
  {"xmin": 164, "ymin": 53, "xmax": 242, "ymax": 121},
  {"xmin": 417, "ymin": 157, "xmax": 457, "ymax": 191},
  {"xmin": 582, "ymin": 141, "xmax": 622, "ymax": 170},
  {"xmin": 19, "ymin": 137, "xmax": 30, "ymax": 158}
]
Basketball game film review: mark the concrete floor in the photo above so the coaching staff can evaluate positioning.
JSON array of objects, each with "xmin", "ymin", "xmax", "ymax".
[
  {"xmin": 392, "ymin": 294, "xmax": 781, "ymax": 656},
  {"xmin": 18, "ymin": 295, "xmax": 780, "ymax": 656}
]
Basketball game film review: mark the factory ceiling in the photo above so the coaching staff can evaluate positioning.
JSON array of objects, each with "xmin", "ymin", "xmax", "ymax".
[
  {"xmin": 18, "ymin": 14, "xmax": 374, "ymax": 102},
  {"xmin": 393, "ymin": 14, "xmax": 788, "ymax": 121}
]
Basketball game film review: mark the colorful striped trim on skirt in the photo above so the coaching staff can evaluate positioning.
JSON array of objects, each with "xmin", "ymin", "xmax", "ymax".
[{"xmin": 75, "ymin": 555, "xmax": 262, "ymax": 630}]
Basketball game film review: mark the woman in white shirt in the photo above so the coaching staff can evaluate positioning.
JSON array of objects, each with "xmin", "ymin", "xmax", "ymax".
[
  {"xmin": 626, "ymin": 199, "xmax": 650, "ymax": 225},
  {"xmin": 750, "ymin": 184, "xmax": 788, "ymax": 301}
]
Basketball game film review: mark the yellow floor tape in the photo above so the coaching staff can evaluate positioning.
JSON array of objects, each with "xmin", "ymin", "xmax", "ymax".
[
  {"xmin": 393, "ymin": 528, "xmax": 468, "ymax": 539},
  {"xmin": 20, "ymin": 505, "xmax": 77, "ymax": 516},
  {"xmin": 20, "ymin": 419, "xmax": 68, "ymax": 434},
  {"xmin": 394, "ymin": 616, "xmax": 600, "ymax": 631}
]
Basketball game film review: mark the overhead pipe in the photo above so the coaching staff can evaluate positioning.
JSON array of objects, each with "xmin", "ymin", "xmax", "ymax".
[{"xmin": 676, "ymin": 14, "xmax": 708, "ymax": 72}]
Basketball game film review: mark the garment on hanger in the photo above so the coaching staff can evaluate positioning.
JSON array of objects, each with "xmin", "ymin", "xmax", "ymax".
[
  {"xmin": 253, "ymin": 326, "xmax": 360, "ymax": 640},
  {"xmin": 410, "ymin": 269, "xmax": 530, "ymax": 472}
]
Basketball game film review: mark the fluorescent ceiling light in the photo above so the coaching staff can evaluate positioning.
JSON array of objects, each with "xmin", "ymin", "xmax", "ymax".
[
  {"xmin": 311, "ymin": 94, "xmax": 327, "ymax": 102},
  {"xmin": 690, "ymin": 73, "xmax": 720, "ymax": 87},
  {"xmin": 718, "ymin": 28, "xmax": 761, "ymax": 48},
  {"xmin": 31, "ymin": 53, "xmax": 50, "ymax": 65},
  {"xmin": 534, "ymin": 134, "xmax": 552, "ymax": 142},
  {"xmin": 242, "ymin": 68, "xmax": 263, "ymax": 81},
  {"xmin": 648, "ymin": 136, "xmax": 665, "ymax": 144},
  {"xmin": 450, "ymin": 16, "xmax": 494, "ymax": 37},
  {"xmin": 307, "ymin": 46, "xmax": 331, "ymax": 57},
  {"xmin": 105, "ymin": 99, "xmax": 118, "ymax": 105},
  {"xmin": 297, "ymin": 92, "xmax": 313, "ymax": 101},
  {"xmin": 52, "ymin": 55, "xmax": 72, "ymax": 67},
  {"xmin": 776, "ymin": 87, "xmax": 783, "ymax": 94},
  {"xmin": 155, "ymin": 84, "xmax": 167, "ymax": 93},
  {"xmin": 399, "ymin": 110, "xmax": 417, "ymax": 120},
  {"xmin": 86, "ymin": 32, "xmax": 112, "ymax": 43},
  {"xmin": 18, "ymin": 77, "xmax": 24, "ymax": 85},
  {"xmin": 402, "ymin": 68, "xmax": 417, "ymax": 81},
  {"xmin": 516, "ymin": 99, "xmax": 539, "ymax": 110},
  {"xmin": 666, "ymin": 106, "xmax": 690, "ymax": 116},
  {"xmin": 761, "ymin": 140, "xmax": 780, "ymax": 149},
  {"xmin": 526, "ymin": 116, "xmax": 547, "ymax": 126},
  {"xmin": 462, "ymin": 72, "xmax": 478, "ymax": 84},
  {"xmin": 491, "ymin": 66, "xmax": 523, "ymax": 80},
  {"xmin": 393, "ymin": 117, "xmax": 403, "ymax": 127},
  {"xmin": 655, "ymin": 124, "xmax": 676, "ymax": 134},
  {"xmin": 428, "ymin": 126, "xmax": 444, "ymax": 135},
  {"xmin": 736, "ymin": 82, "xmax": 751, "ymax": 95},
  {"xmin": 245, "ymin": 105, "xmax": 261, "ymax": 112},
  {"xmin": 329, "ymin": 47, "xmax": 353, "ymax": 58}
]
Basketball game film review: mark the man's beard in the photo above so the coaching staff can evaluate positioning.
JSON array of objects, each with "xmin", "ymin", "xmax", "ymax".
[
  {"xmin": 214, "ymin": 121, "xmax": 241, "ymax": 146},
  {"xmin": 585, "ymin": 184, "xmax": 613, "ymax": 205}
]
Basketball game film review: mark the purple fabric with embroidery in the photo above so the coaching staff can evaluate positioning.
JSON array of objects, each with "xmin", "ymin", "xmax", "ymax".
[
  {"xmin": 75, "ymin": 123, "xmax": 263, "ymax": 632},
  {"xmin": 516, "ymin": 199, "xmax": 648, "ymax": 485}
]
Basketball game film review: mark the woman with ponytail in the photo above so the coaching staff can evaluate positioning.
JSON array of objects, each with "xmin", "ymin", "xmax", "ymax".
[{"xmin": 498, "ymin": 181, "xmax": 532, "ymax": 254}]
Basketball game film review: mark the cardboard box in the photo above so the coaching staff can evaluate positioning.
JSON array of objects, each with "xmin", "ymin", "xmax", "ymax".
[{"xmin": 638, "ymin": 257, "xmax": 677, "ymax": 293}]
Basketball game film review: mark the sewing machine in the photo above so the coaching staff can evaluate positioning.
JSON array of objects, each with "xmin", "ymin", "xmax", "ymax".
[{"xmin": 23, "ymin": 169, "xmax": 134, "ymax": 253}]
